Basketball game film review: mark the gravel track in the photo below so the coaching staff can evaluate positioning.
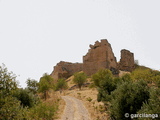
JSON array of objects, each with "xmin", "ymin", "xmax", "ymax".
[{"xmin": 61, "ymin": 96, "xmax": 90, "ymax": 120}]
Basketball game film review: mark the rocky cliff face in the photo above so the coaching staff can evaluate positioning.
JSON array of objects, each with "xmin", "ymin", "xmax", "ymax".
[
  {"xmin": 83, "ymin": 39, "xmax": 119, "ymax": 76},
  {"xmin": 119, "ymin": 49, "xmax": 135, "ymax": 72},
  {"xmin": 51, "ymin": 39, "xmax": 135, "ymax": 80}
]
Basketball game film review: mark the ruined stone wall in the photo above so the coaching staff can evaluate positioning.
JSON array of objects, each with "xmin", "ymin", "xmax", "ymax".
[
  {"xmin": 50, "ymin": 61, "xmax": 83, "ymax": 80},
  {"xmin": 119, "ymin": 49, "xmax": 135, "ymax": 72},
  {"xmin": 50, "ymin": 39, "xmax": 135, "ymax": 80},
  {"xmin": 83, "ymin": 39, "xmax": 118, "ymax": 76}
]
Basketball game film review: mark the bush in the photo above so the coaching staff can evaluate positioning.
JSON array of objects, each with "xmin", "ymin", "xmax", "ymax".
[
  {"xmin": 55, "ymin": 78, "xmax": 68, "ymax": 92},
  {"xmin": 26, "ymin": 78, "xmax": 39, "ymax": 94},
  {"xmin": 121, "ymin": 73, "xmax": 132, "ymax": 82},
  {"xmin": 138, "ymin": 87, "xmax": 160, "ymax": 116},
  {"xmin": 13, "ymin": 89, "xmax": 39, "ymax": 108},
  {"xmin": 91, "ymin": 69, "xmax": 112, "ymax": 87},
  {"xmin": 0, "ymin": 64, "xmax": 18, "ymax": 96},
  {"xmin": 38, "ymin": 73, "xmax": 54, "ymax": 100},
  {"xmin": 73, "ymin": 72, "xmax": 87, "ymax": 90},
  {"xmin": 86, "ymin": 97, "xmax": 92, "ymax": 102},
  {"xmin": 92, "ymin": 69, "xmax": 116, "ymax": 102},
  {"xmin": 0, "ymin": 96, "xmax": 28, "ymax": 120},
  {"xmin": 28, "ymin": 101, "xmax": 58, "ymax": 120},
  {"xmin": 109, "ymin": 80, "xmax": 149, "ymax": 120},
  {"xmin": 131, "ymin": 66, "xmax": 160, "ymax": 83}
]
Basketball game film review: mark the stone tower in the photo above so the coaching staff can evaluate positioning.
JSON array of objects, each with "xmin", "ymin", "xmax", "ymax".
[
  {"xmin": 119, "ymin": 49, "xmax": 135, "ymax": 72},
  {"xmin": 83, "ymin": 39, "xmax": 119, "ymax": 76}
]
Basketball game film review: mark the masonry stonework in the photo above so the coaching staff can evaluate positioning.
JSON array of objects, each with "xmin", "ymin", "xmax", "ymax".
[
  {"xmin": 119, "ymin": 49, "xmax": 135, "ymax": 72},
  {"xmin": 83, "ymin": 39, "xmax": 118, "ymax": 76},
  {"xmin": 50, "ymin": 61, "xmax": 83, "ymax": 80},
  {"xmin": 50, "ymin": 39, "xmax": 135, "ymax": 80}
]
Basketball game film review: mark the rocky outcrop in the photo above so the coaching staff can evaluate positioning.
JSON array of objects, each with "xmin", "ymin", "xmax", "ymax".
[
  {"xmin": 51, "ymin": 39, "xmax": 135, "ymax": 80},
  {"xmin": 50, "ymin": 61, "xmax": 83, "ymax": 80},
  {"xmin": 119, "ymin": 49, "xmax": 135, "ymax": 72},
  {"xmin": 83, "ymin": 39, "xmax": 119, "ymax": 76}
]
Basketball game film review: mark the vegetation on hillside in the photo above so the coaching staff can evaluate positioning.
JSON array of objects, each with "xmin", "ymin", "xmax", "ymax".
[
  {"xmin": 1, "ymin": 63, "xmax": 160, "ymax": 120},
  {"xmin": 0, "ymin": 64, "xmax": 59, "ymax": 120},
  {"xmin": 92, "ymin": 66, "xmax": 160, "ymax": 120}
]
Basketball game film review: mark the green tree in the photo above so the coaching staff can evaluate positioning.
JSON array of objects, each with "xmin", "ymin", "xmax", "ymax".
[
  {"xmin": 109, "ymin": 80, "xmax": 149, "ymax": 120},
  {"xmin": 0, "ymin": 64, "xmax": 28, "ymax": 119},
  {"xmin": 73, "ymin": 72, "xmax": 87, "ymax": 90},
  {"xmin": 0, "ymin": 64, "xmax": 18, "ymax": 95},
  {"xmin": 26, "ymin": 78, "xmax": 39, "ymax": 94},
  {"xmin": 138, "ymin": 87, "xmax": 160, "ymax": 117},
  {"xmin": 38, "ymin": 73, "xmax": 54, "ymax": 100},
  {"xmin": 91, "ymin": 69, "xmax": 116, "ymax": 102},
  {"xmin": 13, "ymin": 89, "xmax": 39, "ymax": 108},
  {"xmin": 55, "ymin": 78, "xmax": 68, "ymax": 93}
]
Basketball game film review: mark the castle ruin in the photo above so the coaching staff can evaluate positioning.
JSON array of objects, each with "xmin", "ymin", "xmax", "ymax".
[{"xmin": 50, "ymin": 39, "xmax": 135, "ymax": 80}]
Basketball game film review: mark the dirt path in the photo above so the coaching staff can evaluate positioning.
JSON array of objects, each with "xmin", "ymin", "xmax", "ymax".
[{"xmin": 61, "ymin": 96, "xmax": 90, "ymax": 120}]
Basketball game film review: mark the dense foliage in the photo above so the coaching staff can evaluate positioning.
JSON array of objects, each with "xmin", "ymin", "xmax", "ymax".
[
  {"xmin": 0, "ymin": 64, "xmax": 58, "ymax": 119},
  {"xmin": 12, "ymin": 89, "xmax": 39, "ymax": 108},
  {"xmin": 92, "ymin": 66, "xmax": 160, "ymax": 120},
  {"xmin": 110, "ymin": 80, "xmax": 149, "ymax": 120}
]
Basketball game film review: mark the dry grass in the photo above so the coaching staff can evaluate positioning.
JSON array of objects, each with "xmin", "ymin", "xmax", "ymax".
[
  {"xmin": 65, "ymin": 87, "xmax": 109, "ymax": 120},
  {"xmin": 65, "ymin": 74, "xmax": 109, "ymax": 120},
  {"xmin": 119, "ymin": 70, "xmax": 130, "ymax": 77},
  {"xmin": 54, "ymin": 72, "xmax": 110, "ymax": 120},
  {"xmin": 44, "ymin": 90, "xmax": 66, "ymax": 120}
]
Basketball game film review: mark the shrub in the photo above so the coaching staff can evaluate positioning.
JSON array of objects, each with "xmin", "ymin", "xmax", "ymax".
[
  {"xmin": 0, "ymin": 64, "xmax": 18, "ymax": 96},
  {"xmin": 26, "ymin": 78, "xmax": 39, "ymax": 94},
  {"xmin": 55, "ymin": 78, "xmax": 68, "ymax": 92},
  {"xmin": 109, "ymin": 80, "xmax": 149, "ymax": 120},
  {"xmin": 91, "ymin": 69, "xmax": 112, "ymax": 87},
  {"xmin": 13, "ymin": 89, "xmax": 39, "ymax": 108},
  {"xmin": 138, "ymin": 87, "xmax": 160, "ymax": 116},
  {"xmin": 73, "ymin": 72, "xmax": 87, "ymax": 90},
  {"xmin": 92, "ymin": 69, "xmax": 116, "ymax": 102},
  {"xmin": 38, "ymin": 73, "xmax": 54, "ymax": 100},
  {"xmin": 86, "ymin": 97, "xmax": 92, "ymax": 102},
  {"xmin": 0, "ymin": 96, "xmax": 28, "ymax": 120},
  {"xmin": 121, "ymin": 73, "xmax": 132, "ymax": 82},
  {"xmin": 28, "ymin": 101, "xmax": 58, "ymax": 120}
]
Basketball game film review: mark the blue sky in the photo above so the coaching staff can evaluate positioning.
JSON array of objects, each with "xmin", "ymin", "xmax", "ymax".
[{"xmin": 0, "ymin": 0, "xmax": 160, "ymax": 88}]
